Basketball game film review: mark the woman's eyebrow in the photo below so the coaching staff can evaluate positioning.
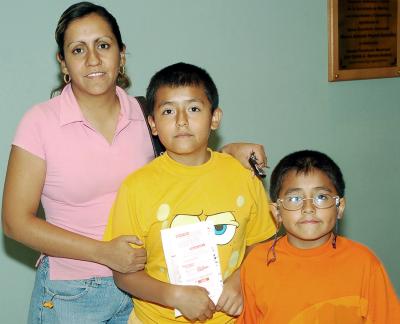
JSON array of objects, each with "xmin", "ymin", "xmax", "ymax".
[{"xmin": 66, "ymin": 36, "xmax": 114, "ymax": 48}]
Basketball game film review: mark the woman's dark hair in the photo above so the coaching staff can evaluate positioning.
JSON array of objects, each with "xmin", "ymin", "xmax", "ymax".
[
  {"xmin": 51, "ymin": 2, "xmax": 130, "ymax": 97},
  {"xmin": 146, "ymin": 62, "xmax": 219, "ymax": 114},
  {"xmin": 269, "ymin": 150, "xmax": 346, "ymax": 201}
]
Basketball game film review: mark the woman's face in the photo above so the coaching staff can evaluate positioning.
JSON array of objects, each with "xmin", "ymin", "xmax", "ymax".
[{"xmin": 58, "ymin": 13, "xmax": 125, "ymax": 99}]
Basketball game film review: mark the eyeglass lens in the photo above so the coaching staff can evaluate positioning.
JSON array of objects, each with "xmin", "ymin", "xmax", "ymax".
[{"xmin": 281, "ymin": 194, "xmax": 337, "ymax": 210}]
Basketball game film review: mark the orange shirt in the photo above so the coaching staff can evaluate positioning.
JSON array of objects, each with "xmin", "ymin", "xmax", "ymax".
[{"xmin": 237, "ymin": 236, "xmax": 399, "ymax": 324}]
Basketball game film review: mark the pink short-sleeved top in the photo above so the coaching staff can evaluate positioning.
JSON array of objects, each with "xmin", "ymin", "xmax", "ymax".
[{"xmin": 13, "ymin": 84, "xmax": 154, "ymax": 280}]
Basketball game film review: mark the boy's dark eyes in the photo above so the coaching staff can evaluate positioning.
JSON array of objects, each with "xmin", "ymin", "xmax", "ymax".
[
  {"xmin": 160, "ymin": 106, "xmax": 200, "ymax": 115},
  {"xmin": 315, "ymin": 194, "xmax": 329, "ymax": 201},
  {"xmin": 287, "ymin": 194, "xmax": 329, "ymax": 201},
  {"xmin": 161, "ymin": 108, "xmax": 173, "ymax": 115},
  {"xmin": 72, "ymin": 47, "xmax": 84, "ymax": 54},
  {"xmin": 287, "ymin": 196, "xmax": 302, "ymax": 203}
]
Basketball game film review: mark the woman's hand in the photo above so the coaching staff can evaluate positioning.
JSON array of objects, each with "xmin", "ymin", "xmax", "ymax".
[
  {"xmin": 100, "ymin": 235, "xmax": 147, "ymax": 273},
  {"xmin": 220, "ymin": 143, "xmax": 267, "ymax": 170}
]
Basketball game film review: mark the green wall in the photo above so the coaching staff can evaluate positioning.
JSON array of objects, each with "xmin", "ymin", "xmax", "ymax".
[{"xmin": 1, "ymin": 1, "xmax": 399, "ymax": 322}]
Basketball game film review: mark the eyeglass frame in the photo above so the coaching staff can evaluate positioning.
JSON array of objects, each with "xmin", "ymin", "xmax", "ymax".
[{"xmin": 276, "ymin": 194, "xmax": 340, "ymax": 211}]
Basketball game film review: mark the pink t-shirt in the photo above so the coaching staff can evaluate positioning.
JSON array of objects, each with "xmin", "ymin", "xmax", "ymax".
[{"xmin": 13, "ymin": 84, "xmax": 154, "ymax": 280}]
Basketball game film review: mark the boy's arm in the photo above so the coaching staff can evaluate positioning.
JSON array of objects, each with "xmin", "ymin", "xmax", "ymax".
[
  {"xmin": 216, "ymin": 243, "xmax": 263, "ymax": 316},
  {"xmin": 113, "ymin": 270, "xmax": 216, "ymax": 322},
  {"xmin": 216, "ymin": 268, "xmax": 242, "ymax": 316}
]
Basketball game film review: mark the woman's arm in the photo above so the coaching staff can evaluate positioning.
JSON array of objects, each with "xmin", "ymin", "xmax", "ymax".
[
  {"xmin": 2, "ymin": 146, "xmax": 146, "ymax": 273},
  {"xmin": 220, "ymin": 143, "xmax": 268, "ymax": 170}
]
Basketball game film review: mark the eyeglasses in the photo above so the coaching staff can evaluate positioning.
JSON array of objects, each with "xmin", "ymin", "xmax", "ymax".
[{"xmin": 277, "ymin": 193, "xmax": 339, "ymax": 211}]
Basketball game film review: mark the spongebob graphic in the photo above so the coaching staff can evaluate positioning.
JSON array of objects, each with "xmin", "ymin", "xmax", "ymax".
[
  {"xmin": 170, "ymin": 211, "xmax": 239, "ymax": 245},
  {"xmin": 157, "ymin": 196, "xmax": 246, "ymax": 280}
]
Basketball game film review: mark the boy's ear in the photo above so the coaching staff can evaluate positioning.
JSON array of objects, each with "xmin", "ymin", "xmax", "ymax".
[
  {"xmin": 147, "ymin": 115, "xmax": 158, "ymax": 136},
  {"xmin": 56, "ymin": 53, "xmax": 68, "ymax": 75},
  {"xmin": 210, "ymin": 108, "xmax": 223, "ymax": 130},
  {"xmin": 337, "ymin": 197, "xmax": 346, "ymax": 220},
  {"xmin": 270, "ymin": 202, "xmax": 281, "ymax": 224}
]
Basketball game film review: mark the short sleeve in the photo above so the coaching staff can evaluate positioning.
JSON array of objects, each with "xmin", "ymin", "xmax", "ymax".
[
  {"xmin": 245, "ymin": 177, "xmax": 276, "ymax": 246},
  {"xmin": 366, "ymin": 259, "xmax": 400, "ymax": 322},
  {"xmin": 13, "ymin": 107, "xmax": 46, "ymax": 160},
  {"xmin": 103, "ymin": 180, "xmax": 144, "ymax": 243}
]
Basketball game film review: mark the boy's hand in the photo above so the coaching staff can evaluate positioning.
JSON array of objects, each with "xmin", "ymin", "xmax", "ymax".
[
  {"xmin": 216, "ymin": 270, "xmax": 243, "ymax": 316},
  {"xmin": 173, "ymin": 285, "xmax": 216, "ymax": 321},
  {"xmin": 100, "ymin": 235, "xmax": 147, "ymax": 273},
  {"xmin": 220, "ymin": 143, "xmax": 268, "ymax": 170}
]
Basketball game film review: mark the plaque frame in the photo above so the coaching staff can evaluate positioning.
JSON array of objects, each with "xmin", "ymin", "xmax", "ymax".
[{"xmin": 328, "ymin": 0, "xmax": 400, "ymax": 81}]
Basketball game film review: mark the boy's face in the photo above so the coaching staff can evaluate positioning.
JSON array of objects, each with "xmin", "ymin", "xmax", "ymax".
[
  {"xmin": 271, "ymin": 168, "xmax": 345, "ymax": 249},
  {"xmin": 148, "ymin": 85, "xmax": 222, "ymax": 166}
]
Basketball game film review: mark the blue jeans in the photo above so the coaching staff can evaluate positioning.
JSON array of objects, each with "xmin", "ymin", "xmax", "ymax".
[{"xmin": 28, "ymin": 257, "xmax": 133, "ymax": 324}]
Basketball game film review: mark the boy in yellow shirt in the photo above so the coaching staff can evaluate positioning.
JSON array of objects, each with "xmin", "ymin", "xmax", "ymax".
[{"xmin": 104, "ymin": 62, "xmax": 275, "ymax": 323}]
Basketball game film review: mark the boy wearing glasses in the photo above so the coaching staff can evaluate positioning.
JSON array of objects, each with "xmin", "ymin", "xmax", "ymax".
[{"xmin": 237, "ymin": 150, "xmax": 399, "ymax": 323}]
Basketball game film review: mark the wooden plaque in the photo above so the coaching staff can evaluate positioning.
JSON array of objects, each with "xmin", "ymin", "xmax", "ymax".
[{"xmin": 329, "ymin": 0, "xmax": 400, "ymax": 81}]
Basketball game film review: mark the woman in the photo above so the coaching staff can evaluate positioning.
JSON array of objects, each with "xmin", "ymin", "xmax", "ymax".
[{"xmin": 2, "ymin": 2, "xmax": 267, "ymax": 323}]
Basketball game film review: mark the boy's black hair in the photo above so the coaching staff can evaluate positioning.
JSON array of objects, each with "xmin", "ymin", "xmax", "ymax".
[
  {"xmin": 269, "ymin": 150, "xmax": 345, "ymax": 201},
  {"xmin": 146, "ymin": 62, "xmax": 219, "ymax": 114}
]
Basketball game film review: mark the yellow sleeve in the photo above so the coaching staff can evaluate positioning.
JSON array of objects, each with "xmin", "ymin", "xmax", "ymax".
[
  {"xmin": 103, "ymin": 181, "xmax": 144, "ymax": 243},
  {"xmin": 366, "ymin": 260, "xmax": 400, "ymax": 322},
  {"xmin": 245, "ymin": 177, "xmax": 276, "ymax": 246}
]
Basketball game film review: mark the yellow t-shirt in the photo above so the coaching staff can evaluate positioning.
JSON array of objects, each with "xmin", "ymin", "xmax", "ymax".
[{"xmin": 104, "ymin": 151, "xmax": 275, "ymax": 323}]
